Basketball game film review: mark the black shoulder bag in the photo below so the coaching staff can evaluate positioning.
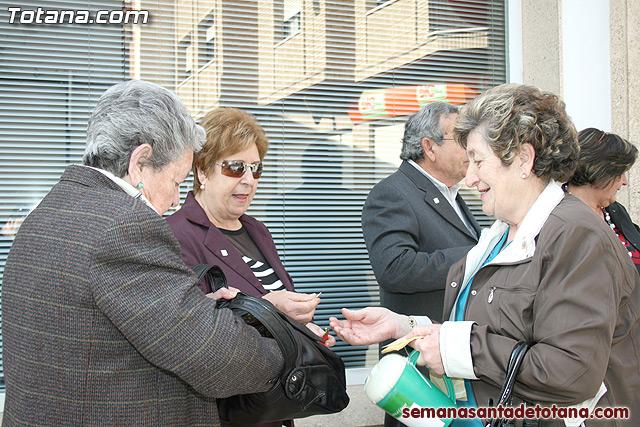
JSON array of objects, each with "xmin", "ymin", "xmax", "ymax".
[
  {"xmin": 486, "ymin": 341, "xmax": 539, "ymax": 427},
  {"xmin": 192, "ymin": 264, "xmax": 350, "ymax": 424}
]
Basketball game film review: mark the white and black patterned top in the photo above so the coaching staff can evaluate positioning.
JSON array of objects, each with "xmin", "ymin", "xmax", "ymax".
[
  {"xmin": 239, "ymin": 256, "xmax": 284, "ymax": 291},
  {"xmin": 220, "ymin": 226, "xmax": 285, "ymax": 292}
]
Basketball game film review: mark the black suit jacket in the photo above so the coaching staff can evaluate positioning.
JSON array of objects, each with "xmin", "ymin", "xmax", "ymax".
[{"xmin": 362, "ymin": 161, "xmax": 481, "ymax": 321}]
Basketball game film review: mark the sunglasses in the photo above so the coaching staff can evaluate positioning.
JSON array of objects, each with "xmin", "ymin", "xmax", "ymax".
[{"xmin": 215, "ymin": 160, "xmax": 263, "ymax": 179}]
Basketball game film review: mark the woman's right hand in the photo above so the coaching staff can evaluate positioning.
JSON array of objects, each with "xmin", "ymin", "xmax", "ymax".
[
  {"xmin": 262, "ymin": 290, "xmax": 320, "ymax": 324},
  {"xmin": 329, "ymin": 307, "xmax": 410, "ymax": 346}
]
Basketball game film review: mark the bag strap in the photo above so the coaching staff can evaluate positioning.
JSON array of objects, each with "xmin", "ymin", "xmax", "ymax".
[
  {"xmin": 496, "ymin": 341, "xmax": 535, "ymax": 406},
  {"xmin": 488, "ymin": 341, "xmax": 537, "ymax": 427},
  {"xmin": 192, "ymin": 263, "xmax": 228, "ymax": 293},
  {"xmin": 218, "ymin": 293, "xmax": 298, "ymax": 376},
  {"xmin": 191, "ymin": 265, "xmax": 298, "ymax": 376},
  {"xmin": 191, "ymin": 264, "xmax": 333, "ymax": 388}
]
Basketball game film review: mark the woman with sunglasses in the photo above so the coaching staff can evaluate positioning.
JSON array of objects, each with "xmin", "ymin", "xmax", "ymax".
[
  {"xmin": 168, "ymin": 107, "xmax": 323, "ymax": 320},
  {"xmin": 167, "ymin": 110, "xmax": 331, "ymax": 422}
]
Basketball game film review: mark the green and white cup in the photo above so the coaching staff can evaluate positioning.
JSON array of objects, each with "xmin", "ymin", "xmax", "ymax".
[{"xmin": 364, "ymin": 350, "xmax": 456, "ymax": 427}]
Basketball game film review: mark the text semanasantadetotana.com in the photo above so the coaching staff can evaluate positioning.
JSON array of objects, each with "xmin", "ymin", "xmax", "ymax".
[
  {"xmin": 7, "ymin": 7, "xmax": 149, "ymax": 24},
  {"xmin": 402, "ymin": 404, "xmax": 629, "ymax": 421}
]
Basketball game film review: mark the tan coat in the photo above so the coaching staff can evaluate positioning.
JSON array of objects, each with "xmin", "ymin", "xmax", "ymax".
[{"xmin": 442, "ymin": 189, "xmax": 640, "ymax": 427}]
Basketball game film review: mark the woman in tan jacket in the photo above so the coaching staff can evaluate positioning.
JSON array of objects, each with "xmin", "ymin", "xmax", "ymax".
[{"xmin": 331, "ymin": 84, "xmax": 640, "ymax": 427}]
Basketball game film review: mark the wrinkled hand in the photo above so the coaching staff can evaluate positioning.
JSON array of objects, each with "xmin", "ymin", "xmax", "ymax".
[
  {"xmin": 262, "ymin": 290, "xmax": 319, "ymax": 324},
  {"xmin": 206, "ymin": 286, "xmax": 240, "ymax": 301},
  {"xmin": 407, "ymin": 324, "xmax": 444, "ymax": 375},
  {"xmin": 306, "ymin": 323, "xmax": 337, "ymax": 347},
  {"xmin": 329, "ymin": 307, "xmax": 410, "ymax": 346}
]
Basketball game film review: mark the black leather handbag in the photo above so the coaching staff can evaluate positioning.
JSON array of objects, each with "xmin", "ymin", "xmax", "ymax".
[
  {"xmin": 487, "ymin": 341, "xmax": 539, "ymax": 427},
  {"xmin": 192, "ymin": 264, "xmax": 350, "ymax": 424}
]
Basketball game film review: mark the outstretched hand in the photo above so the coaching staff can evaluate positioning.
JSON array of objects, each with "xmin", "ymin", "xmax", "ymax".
[{"xmin": 329, "ymin": 307, "xmax": 410, "ymax": 346}]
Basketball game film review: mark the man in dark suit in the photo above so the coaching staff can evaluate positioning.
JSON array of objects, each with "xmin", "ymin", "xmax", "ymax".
[
  {"xmin": 362, "ymin": 101, "xmax": 481, "ymax": 426},
  {"xmin": 363, "ymin": 101, "xmax": 481, "ymax": 323}
]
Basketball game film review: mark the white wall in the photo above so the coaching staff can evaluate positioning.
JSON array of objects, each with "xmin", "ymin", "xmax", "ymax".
[
  {"xmin": 562, "ymin": 0, "xmax": 611, "ymax": 132},
  {"xmin": 508, "ymin": 0, "xmax": 611, "ymax": 132},
  {"xmin": 507, "ymin": 0, "xmax": 523, "ymax": 84}
]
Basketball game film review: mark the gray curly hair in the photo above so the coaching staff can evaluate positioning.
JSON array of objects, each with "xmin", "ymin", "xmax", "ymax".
[{"xmin": 454, "ymin": 83, "xmax": 579, "ymax": 183}]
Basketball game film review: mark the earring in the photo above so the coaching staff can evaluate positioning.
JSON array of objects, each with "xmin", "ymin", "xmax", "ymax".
[
  {"xmin": 200, "ymin": 184, "xmax": 205, "ymax": 190},
  {"xmin": 521, "ymin": 173, "xmax": 527, "ymax": 179},
  {"xmin": 137, "ymin": 182, "xmax": 144, "ymax": 190}
]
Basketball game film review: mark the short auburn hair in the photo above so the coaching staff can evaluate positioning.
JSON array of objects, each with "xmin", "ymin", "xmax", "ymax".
[{"xmin": 193, "ymin": 107, "xmax": 269, "ymax": 193}]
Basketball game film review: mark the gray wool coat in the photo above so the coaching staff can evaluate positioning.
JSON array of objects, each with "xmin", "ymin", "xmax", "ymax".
[{"xmin": 2, "ymin": 164, "xmax": 283, "ymax": 426}]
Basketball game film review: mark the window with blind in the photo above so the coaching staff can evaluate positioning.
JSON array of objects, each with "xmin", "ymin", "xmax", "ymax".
[{"xmin": 0, "ymin": 0, "xmax": 504, "ymax": 385}]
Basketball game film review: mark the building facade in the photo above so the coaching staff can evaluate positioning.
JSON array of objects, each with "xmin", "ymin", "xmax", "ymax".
[
  {"xmin": 1, "ymin": 3, "xmax": 638, "ymax": 418},
  {"xmin": 150, "ymin": 0, "xmax": 505, "ymax": 368}
]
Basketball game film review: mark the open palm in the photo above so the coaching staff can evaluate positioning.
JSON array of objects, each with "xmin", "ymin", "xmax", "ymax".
[{"xmin": 329, "ymin": 307, "xmax": 406, "ymax": 346}]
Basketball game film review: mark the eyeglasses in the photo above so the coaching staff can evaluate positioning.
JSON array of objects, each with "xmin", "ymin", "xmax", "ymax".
[
  {"xmin": 441, "ymin": 138, "xmax": 456, "ymax": 142},
  {"xmin": 215, "ymin": 160, "xmax": 264, "ymax": 179}
]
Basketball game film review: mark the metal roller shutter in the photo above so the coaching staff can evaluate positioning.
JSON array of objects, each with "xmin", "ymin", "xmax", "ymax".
[{"xmin": 0, "ymin": 0, "xmax": 504, "ymax": 386}]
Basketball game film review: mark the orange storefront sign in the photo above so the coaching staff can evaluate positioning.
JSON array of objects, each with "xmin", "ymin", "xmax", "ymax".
[{"xmin": 348, "ymin": 83, "xmax": 477, "ymax": 122}]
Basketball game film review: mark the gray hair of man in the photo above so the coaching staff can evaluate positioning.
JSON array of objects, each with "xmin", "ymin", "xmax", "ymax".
[
  {"xmin": 400, "ymin": 102, "xmax": 459, "ymax": 161},
  {"xmin": 83, "ymin": 80, "xmax": 206, "ymax": 177}
]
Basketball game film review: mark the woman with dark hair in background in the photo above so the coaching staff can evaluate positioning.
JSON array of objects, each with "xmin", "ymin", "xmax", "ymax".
[{"xmin": 566, "ymin": 127, "xmax": 640, "ymax": 274}]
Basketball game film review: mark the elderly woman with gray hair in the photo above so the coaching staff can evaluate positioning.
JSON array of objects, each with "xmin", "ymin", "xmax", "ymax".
[
  {"xmin": 332, "ymin": 84, "xmax": 640, "ymax": 426},
  {"xmin": 2, "ymin": 80, "xmax": 283, "ymax": 427}
]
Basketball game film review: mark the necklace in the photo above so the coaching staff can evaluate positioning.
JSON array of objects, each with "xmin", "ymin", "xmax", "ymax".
[
  {"xmin": 603, "ymin": 208, "xmax": 616, "ymax": 230},
  {"xmin": 603, "ymin": 208, "xmax": 636, "ymax": 257}
]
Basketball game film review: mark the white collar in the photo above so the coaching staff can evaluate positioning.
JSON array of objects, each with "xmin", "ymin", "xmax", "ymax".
[
  {"xmin": 408, "ymin": 159, "xmax": 461, "ymax": 196},
  {"xmin": 463, "ymin": 180, "xmax": 565, "ymax": 284},
  {"xmin": 449, "ymin": 180, "xmax": 564, "ymax": 321},
  {"xmin": 490, "ymin": 180, "xmax": 564, "ymax": 264},
  {"xmin": 82, "ymin": 165, "xmax": 158, "ymax": 214}
]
